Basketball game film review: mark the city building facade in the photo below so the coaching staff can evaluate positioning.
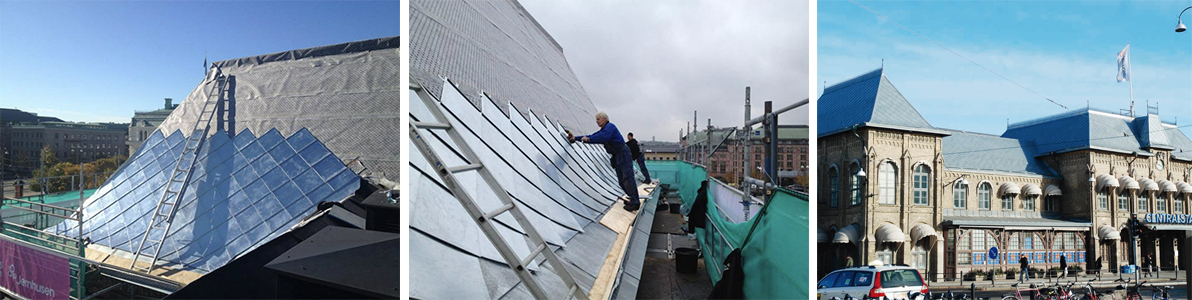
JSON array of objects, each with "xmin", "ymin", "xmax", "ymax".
[
  {"xmin": 128, "ymin": 98, "xmax": 178, "ymax": 155},
  {"xmin": 640, "ymin": 141, "xmax": 680, "ymax": 161},
  {"xmin": 9, "ymin": 122, "xmax": 128, "ymax": 172},
  {"xmin": 817, "ymin": 68, "xmax": 1188, "ymax": 282},
  {"xmin": 682, "ymin": 125, "xmax": 809, "ymax": 185}
]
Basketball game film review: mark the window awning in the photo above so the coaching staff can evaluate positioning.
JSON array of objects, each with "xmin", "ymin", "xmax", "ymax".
[
  {"xmin": 1098, "ymin": 225, "xmax": 1121, "ymax": 241},
  {"xmin": 1044, "ymin": 184, "xmax": 1063, "ymax": 196},
  {"xmin": 1158, "ymin": 179, "xmax": 1178, "ymax": 193},
  {"xmin": 876, "ymin": 223, "xmax": 906, "ymax": 243},
  {"xmin": 998, "ymin": 181, "xmax": 1020, "ymax": 197},
  {"xmin": 910, "ymin": 223, "xmax": 937, "ymax": 243},
  {"xmin": 1119, "ymin": 176, "xmax": 1139, "ymax": 190},
  {"xmin": 1022, "ymin": 183, "xmax": 1042, "ymax": 196},
  {"xmin": 1178, "ymin": 181, "xmax": 1192, "ymax": 194},
  {"xmin": 1096, "ymin": 174, "xmax": 1119, "ymax": 191},
  {"xmin": 1139, "ymin": 178, "xmax": 1159, "ymax": 191},
  {"xmin": 834, "ymin": 224, "xmax": 861, "ymax": 245}
]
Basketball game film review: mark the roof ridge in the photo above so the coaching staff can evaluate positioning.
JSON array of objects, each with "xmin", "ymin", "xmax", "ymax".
[{"xmin": 822, "ymin": 68, "xmax": 882, "ymax": 95}]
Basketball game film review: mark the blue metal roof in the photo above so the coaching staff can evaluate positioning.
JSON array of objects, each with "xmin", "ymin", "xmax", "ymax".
[
  {"xmin": 1134, "ymin": 114, "xmax": 1172, "ymax": 149},
  {"xmin": 817, "ymin": 68, "xmax": 935, "ymax": 137},
  {"xmin": 941, "ymin": 130, "xmax": 1058, "ymax": 177},
  {"xmin": 1165, "ymin": 127, "xmax": 1192, "ymax": 161},
  {"xmin": 1000, "ymin": 108, "xmax": 1192, "ymax": 157}
]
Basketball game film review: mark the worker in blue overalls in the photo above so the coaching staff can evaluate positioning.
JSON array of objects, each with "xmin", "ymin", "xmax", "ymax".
[{"xmin": 570, "ymin": 112, "xmax": 640, "ymax": 212}]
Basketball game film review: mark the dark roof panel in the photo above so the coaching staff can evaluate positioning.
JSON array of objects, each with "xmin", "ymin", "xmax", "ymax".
[{"xmin": 817, "ymin": 68, "xmax": 933, "ymax": 137}]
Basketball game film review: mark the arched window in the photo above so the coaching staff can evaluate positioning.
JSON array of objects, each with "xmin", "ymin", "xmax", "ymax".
[
  {"xmin": 1157, "ymin": 193, "xmax": 1167, "ymax": 213},
  {"xmin": 1097, "ymin": 190, "xmax": 1109, "ymax": 210},
  {"xmin": 829, "ymin": 167, "xmax": 839, "ymax": 208},
  {"xmin": 913, "ymin": 164, "xmax": 930, "ymax": 205},
  {"xmin": 1118, "ymin": 191, "xmax": 1130, "ymax": 211},
  {"xmin": 1139, "ymin": 192, "xmax": 1149, "ymax": 212},
  {"xmin": 1002, "ymin": 194, "xmax": 1014, "ymax": 210},
  {"xmin": 1024, "ymin": 195, "xmax": 1037, "ymax": 211},
  {"xmin": 954, "ymin": 181, "xmax": 968, "ymax": 208},
  {"xmin": 978, "ymin": 182, "xmax": 992, "ymax": 210},
  {"xmin": 1176, "ymin": 195, "xmax": 1186, "ymax": 214},
  {"xmin": 879, "ymin": 162, "xmax": 897, "ymax": 205},
  {"xmin": 850, "ymin": 163, "xmax": 862, "ymax": 206}
]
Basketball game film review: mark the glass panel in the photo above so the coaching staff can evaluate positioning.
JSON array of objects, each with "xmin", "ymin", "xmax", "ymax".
[
  {"xmin": 287, "ymin": 128, "xmax": 317, "ymax": 151},
  {"xmin": 61, "ymin": 127, "xmax": 358, "ymax": 273},
  {"xmin": 257, "ymin": 129, "xmax": 284, "ymax": 150}
]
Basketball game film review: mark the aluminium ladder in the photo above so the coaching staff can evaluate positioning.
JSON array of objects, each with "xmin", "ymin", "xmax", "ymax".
[
  {"xmin": 409, "ymin": 83, "xmax": 588, "ymax": 300},
  {"xmin": 129, "ymin": 74, "xmax": 229, "ymax": 273}
]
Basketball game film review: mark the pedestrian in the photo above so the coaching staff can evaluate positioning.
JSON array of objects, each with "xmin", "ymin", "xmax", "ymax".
[
  {"xmin": 1095, "ymin": 256, "xmax": 1103, "ymax": 276},
  {"xmin": 1060, "ymin": 254, "xmax": 1067, "ymax": 279},
  {"xmin": 1020, "ymin": 254, "xmax": 1030, "ymax": 283},
  {"xmin": 1139, "ymin": 254, "xmax": 1149, "ymax": 277},
  {"xmin": 570, "ymin": 112, "xmax": 640, "ymax": 211},
  {"xmin": 845, "ymin": 255, "xmax": 854, "ymax": 268},
  {"xmin": 625, "ymin": 133, "xmax": 651, "ymax": 183}
]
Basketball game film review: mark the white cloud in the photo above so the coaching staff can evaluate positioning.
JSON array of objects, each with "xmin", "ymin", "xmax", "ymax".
[{"xmin": 519, "ymin": 0, "xmax": 810, "ymax": 142}]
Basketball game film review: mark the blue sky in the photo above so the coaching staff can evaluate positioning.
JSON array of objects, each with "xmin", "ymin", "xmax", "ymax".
[
  {"xmin": 819, "ymin": 1, "xmax": 1192, "ymax": 136},
  {"xmin": 0, "ymin": 1, "xmax": 398, "ymax": 123}
]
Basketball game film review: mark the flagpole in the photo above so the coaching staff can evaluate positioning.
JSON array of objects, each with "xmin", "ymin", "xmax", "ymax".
[{"xmin": 1128, "ymin": 43, "xmax": 1134, "ymax": 117}]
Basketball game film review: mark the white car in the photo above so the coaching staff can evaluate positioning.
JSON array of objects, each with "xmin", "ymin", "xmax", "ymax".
[{"xmin": 817, "ymin": 265, "xmax": 929, "ymax": 300}]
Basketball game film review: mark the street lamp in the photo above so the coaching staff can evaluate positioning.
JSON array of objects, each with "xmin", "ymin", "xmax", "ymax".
[{"xmin": 1178, "ymin": 6, "xmax": 1192, "ymax": 32}]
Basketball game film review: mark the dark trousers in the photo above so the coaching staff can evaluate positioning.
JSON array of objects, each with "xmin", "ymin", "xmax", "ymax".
[
  {"xmin": 634, "ymin": 155, "xmax": 651, "ymax": 182},
  {"xmin": 610, "ymin": 145, "xmax": 640, "ymax": 205}
]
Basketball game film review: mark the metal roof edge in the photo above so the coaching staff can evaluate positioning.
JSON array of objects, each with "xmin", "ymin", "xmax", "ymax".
[
  {"xmin": 818, "ymin": 122, "xmax": 952, "ymax": 138},
  {"xmin": 1036, "ymin": 145, "xmax": 1154, "ymax": 158},
  {"xmin": 941, "ymin": 167, "xmax": 1060, "ymax": 179}
]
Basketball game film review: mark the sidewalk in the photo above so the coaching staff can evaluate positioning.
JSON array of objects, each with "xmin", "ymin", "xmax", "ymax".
[{"xmin": 928, "ymin": 270, "xmax": 1190, "ymax": 291}]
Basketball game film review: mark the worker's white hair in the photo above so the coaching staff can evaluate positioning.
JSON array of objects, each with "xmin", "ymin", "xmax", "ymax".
[{"xmin": 595, "ymin": 111, "xmax": 608, "ymax": 120}]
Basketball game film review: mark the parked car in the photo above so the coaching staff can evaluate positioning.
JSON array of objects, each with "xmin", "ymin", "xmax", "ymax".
[{"xmin": 817, "ymin": 264, "xmax": 928, "ymax": 300}]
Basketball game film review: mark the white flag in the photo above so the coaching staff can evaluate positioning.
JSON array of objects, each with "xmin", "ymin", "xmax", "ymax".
[{"xmin": 1117, "ymin": 44, "xmax": 1130, "ymax": 82}]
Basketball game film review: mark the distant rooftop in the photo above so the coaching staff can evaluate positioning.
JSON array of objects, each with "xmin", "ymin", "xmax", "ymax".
[{"xmin": 0, "ymin": 108, "xmax": 64, "ymax": 125}]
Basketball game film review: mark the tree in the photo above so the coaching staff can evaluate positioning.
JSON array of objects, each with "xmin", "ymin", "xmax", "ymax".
[{"xmin": 40, "ymin": 145, "xmax": 58, "ymax": 168}]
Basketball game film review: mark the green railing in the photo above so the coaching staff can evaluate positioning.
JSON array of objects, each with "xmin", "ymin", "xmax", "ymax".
[
  {"xmin": 647, "ymin": 160, "xmax": 810, "ymax": 299},
  {"xmin": 1, "ymin": 196, "xmax": 88, "ymax": 299}
]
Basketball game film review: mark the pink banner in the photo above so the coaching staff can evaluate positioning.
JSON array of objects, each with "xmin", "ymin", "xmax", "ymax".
[{"xmin": 0, "ymin": 238, "xmax": 71, "ymax": 300}]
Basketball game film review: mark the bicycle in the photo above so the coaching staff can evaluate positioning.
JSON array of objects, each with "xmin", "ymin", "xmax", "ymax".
[
  {"xmin": 1077, "ymin": 278, "xmax": 1120, "ymax": 300},
  {"xmin": 1053, "ymin": 281, "xmax": 1078, "ymax": 300},
  {"xmin": 1149, "ymin": 284, "xmax": 1173, "ymax": 300},
  {"xmin": 1003, "ymin": 283, "xmax": 1044, "ymax": 300},
  {"xmin": 1122, "ymin": 280, "xmax": 1147, "ymax": 300}
]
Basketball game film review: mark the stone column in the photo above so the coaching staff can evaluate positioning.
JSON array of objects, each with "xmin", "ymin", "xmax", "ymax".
[{"xmin": 935, "ymin": 238, "xmax": 944, "ymax": 281}]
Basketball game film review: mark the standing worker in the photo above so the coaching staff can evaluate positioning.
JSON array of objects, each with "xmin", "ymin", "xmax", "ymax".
[
  {"xmin": 626, "ymin": 133, "xmax": 651, "ymax": 183},
  {"xmin": 570, "ymin": 112, "xmax": 640, "ymax": 211}
]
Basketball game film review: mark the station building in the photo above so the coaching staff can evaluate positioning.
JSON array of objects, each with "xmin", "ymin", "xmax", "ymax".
[{"xmin": 817, "ymin": 68, "xmax": 1192, "ymax": 281}]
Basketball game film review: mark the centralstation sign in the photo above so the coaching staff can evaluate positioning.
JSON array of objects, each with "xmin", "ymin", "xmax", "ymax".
[{"xmin": 1141, "ymin": 213, "xmax": 1192, "ymax": 225}]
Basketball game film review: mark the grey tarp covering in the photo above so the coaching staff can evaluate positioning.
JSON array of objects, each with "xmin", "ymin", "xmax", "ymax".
[
  {"xmin": 158, "ymin": 37, "xmax": 400, "ymax": 180},
  {"xmin": 409, "ymin": 0, "xmax": 600, "ymax": 133}
]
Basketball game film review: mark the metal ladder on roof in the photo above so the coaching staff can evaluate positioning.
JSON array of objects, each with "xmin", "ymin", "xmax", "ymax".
[
  {"xmin": 129, "ymin": 73, "xmax": 229, "ymax": 273},
  {"xmin": 409, "ymin": 83, "xmax": 588, "ymax": 300}
]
